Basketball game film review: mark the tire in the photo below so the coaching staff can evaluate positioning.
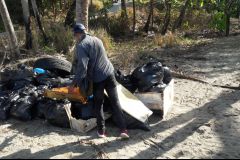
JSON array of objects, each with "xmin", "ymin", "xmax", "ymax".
[{"xmin": 33, "ymin": 58, "xmax": 72, "ymax": 77}]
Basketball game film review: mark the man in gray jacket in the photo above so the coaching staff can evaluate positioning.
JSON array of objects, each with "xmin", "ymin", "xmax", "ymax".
[{"xmin": 71, "ymin": 23, "xmax": 129, "ymax": 139}]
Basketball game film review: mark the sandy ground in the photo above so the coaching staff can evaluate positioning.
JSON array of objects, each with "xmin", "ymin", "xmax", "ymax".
[{"xmin": 0, "ymin": 35, "xmax": 240, "ymax": 159}]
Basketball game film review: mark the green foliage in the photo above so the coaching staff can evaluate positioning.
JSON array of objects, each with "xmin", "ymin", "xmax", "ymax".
[
  {"xmin": 210, "ymin": 11, "xmax": 226, "ymax": 32},
  {"xmin": 89, "ymin": 12, "xmax": 131, "ymax": 38},
  {"xmin": 89, "ymin": 0, "xmax": 104, "ymax": 16},
  {"xmin": 44, "ymin": 22, "xmax": 74, "ymax": 54},
  {"xmin": 90, "ymin": 28, "xmax": 113, "ymax": 51}
]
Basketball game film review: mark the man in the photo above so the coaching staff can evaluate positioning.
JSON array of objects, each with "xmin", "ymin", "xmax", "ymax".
[{"xmin": 71, "ymin": 23, "xmax": 129, "ymax": 139}]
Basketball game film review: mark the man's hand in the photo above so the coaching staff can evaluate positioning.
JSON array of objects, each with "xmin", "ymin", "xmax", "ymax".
[{"xmin": 69, "ymin": 81, "xmax": 77, "ymax": 94}]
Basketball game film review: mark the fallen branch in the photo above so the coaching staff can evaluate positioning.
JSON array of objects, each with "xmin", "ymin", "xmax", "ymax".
[
  {"xmin": 171, "ymin": 71, "xmax": 240, "ymax": 90},
  {"xmin": 141, "ymin": 137, "xmax": 164, "ymax": 151},
  {"xmin": 79, "ymin": 140, "xmax": 109, "ymax": 159}
]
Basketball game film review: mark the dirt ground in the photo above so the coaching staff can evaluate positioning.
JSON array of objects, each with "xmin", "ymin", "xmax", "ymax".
[{"xmin": 0, "ymin": 35, "xmax": 240, "ymax": 159}]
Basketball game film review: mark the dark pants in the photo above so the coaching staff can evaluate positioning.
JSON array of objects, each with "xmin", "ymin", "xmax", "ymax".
[{"xmin": 93, "ymin": 74, "xmax": 126, "ymax": 132}]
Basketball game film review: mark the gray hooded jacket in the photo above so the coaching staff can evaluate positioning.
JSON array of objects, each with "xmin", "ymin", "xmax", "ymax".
[{"xmin": 72, "ymin": 34, "xmax": 114, "ymax": 85}]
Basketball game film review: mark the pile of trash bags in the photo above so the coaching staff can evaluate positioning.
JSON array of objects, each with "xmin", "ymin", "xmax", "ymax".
[
  {"xmin": 0, "ymin": 63, "xmax": 74, "ymax": 128},
  {"xmin": 115, "ymin": 61, "xmax": 172, "ymax": 93},
  {"xmin": 0, "ymin": 58, "xmax": 172, "ymax": 131}
]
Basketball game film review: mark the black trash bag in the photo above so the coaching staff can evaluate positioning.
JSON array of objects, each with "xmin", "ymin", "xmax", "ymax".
[
  {"xmin": 0, "ymin": 64, "xmax": 33, "ymax": 83},
  {"xmin": 3, "ymin": 78, "xmax": 33, "ymax": 91},
  {"xmin": 0, "ymin": 96, "xmax": 12, "ymax": 121},
  {"xmin": 36, "ymin": 98, "xmax": 52, "ymax": 119},
  {"xmin": 115, "ymin": 70, "xmax": 137, "ymax": 93},
  {"xmin": 34, "ymin": 71, "xmax": 73, "ymax": 88},
  {"xmin": 71, "ymin": 101, "xmax": 95, "ymax": 120},
  {"xmin": 10, "ymin": 96, "xmax": 37, "ymax": 121},
  {"xmin": 146, "ymin": 83, "xmax": 167, "ymax": 93},
  {"xmin": 0, "ymin": 91, "xmax": 22, "ymax": 121},
  {"xmin": 42, "ymin": 100, "xmax": 71, "ymax": 128},
  {"xmin": 132, "ymin": 61, "xmax": 164, "ymax": 92},
  {"xmin": 163, "ymin": 66, "xmax": 172, "ymax": 84},
  {"xmin": 35, "ymin": 85, "xmax": 49, "ymax": 97}
]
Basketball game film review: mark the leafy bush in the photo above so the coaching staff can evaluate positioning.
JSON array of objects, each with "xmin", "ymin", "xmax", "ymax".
[
  {"xmin": 154, "ymin": 31, "xmax": 177, "ymax": 48},
  {"xmin": 89, "ymin": 0, "xmax": 104, "ymax": 15},
  {"xmin": 90, "ymin": 28, "xmax": 113, "ymax": 51},
  {"xmin": 44, "ymin": 22, "xmax": 74, "ymax": 54},
  {"xmin": 210, "ymin": 11, "xmax": 226, "ymax": 32}
]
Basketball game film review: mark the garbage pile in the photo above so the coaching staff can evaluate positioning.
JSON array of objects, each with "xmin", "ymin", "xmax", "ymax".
[
  {"xmin": 0, "ymin": 57, "xmax": 172, "ymax": 131},
  {"xmin": 115, "ymin": 61, "xmax": 172, "ymax": 93}
]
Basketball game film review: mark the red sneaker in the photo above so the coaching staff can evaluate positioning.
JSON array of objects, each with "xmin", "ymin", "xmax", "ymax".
[{"xmin": 120, "ymin": 130, "xmax": 130, "ymax": 139}]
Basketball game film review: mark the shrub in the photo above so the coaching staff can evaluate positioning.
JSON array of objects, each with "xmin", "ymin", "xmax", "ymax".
[
  {"xmin": 154, "ymin": 31, "xmax": 177, "ymax": 48},
  {"xmin": 90, "ymin": 28, "xmax": 113, "ymax": 52},
  {"xmin": 89, "ymin": 0, "xmax": 104, "ymax": 15},
  {"xmin": 44, "ymin": 22, "xmax": 74, "ymax": 54},
  {"xmin": 210, "ymin": 11, "xmax": 226, "ymax": 32}
]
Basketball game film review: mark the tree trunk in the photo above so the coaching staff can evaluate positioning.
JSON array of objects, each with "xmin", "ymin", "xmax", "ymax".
[
  {"xmin": 31, "ymin": 0, "xmax": 48, "ymax": 43},
  {"xmin": 132, "ymin": 0, "xmax": 136, "ymax": 34},
  {"xmin": 21, "ymin": 0, "xmax": 32, "ymax": 49},
  {"xmin": 172, "ymin": 0, "xmax": 190, "ymax": 32},
  {"xmin": 76, "ymin": 0, "xmax": 89, "ymax": 31},
  {"xmin": 161, "ymin": 0, "xmax": 171, "ymax": 35},
  {"xmin": 65, "ymin": 0, "xmax": 76, "ymax": 27},
  {"xmin": 144, "ymin": 0, "xmax": 153, "ymax": 33},
  {"xmin": 0, "ymin": 0, "xmax": 20, "ymax": 56},
  {"xmin": 52, "ymin": 0, "xmax": 56, "ymax": 22},
  {"xmin": 225, "ymin": 0, "xmax": 235, "ymax": 36},
  {"xmin": 225, "ymin": 13, "xmax": 230, "ymax": 36},
  {"xmin": 121, "ymin": 0, "xmax": 128, "ymax": 18}
]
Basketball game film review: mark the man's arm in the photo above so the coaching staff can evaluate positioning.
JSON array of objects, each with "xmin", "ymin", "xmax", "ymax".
[
  {"xmin": 72, "ymin": 44, "xmax": 89, "ymax": 86},
  {"xmin": 71, "ymin": 48, "xmax": 78, "ymax": 75}
]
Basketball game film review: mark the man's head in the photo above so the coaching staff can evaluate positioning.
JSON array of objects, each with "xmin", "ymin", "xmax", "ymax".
[{"xmin": 73, "ymin": 23, "xmax": 86, "ymax": 41}]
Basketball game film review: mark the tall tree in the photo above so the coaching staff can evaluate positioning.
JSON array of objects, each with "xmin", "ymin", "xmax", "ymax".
[
  {"xmin": 161, "ymin": 0, "xmax": 172, "ymax": 35},
  {"xmin": 31, "ymin": 0, "xmax": 48, "ymax": 43},
  {"xmin": 65, "ymin": 0, "xmax": 76, "ymax": 27},
  {"xmin": 121, "ymin": 0, "xmax": 128, "ymax": 18},
  {"xmin": 76, "ymin": 0, "xmax": 89, "ymax": 30},
  {"xmin": 21, "ymin": 0, "xmax": 32, "ymax": 49},
  {"xmin": 0, "ymin": 0, "xmax": 20, "ymax": 56},
  {"xmin": 172, "ymin": 0, "xmax": 191, "ymax": 32},
  {"xmin": 132, "ymin": 0, "xmax": 136, "ymax": 34},
  {"xmin": 224, "ymin": 0, "xmax": 235, "ymax": 36},
  {"xmin": 144, "ymin": 0, "xmax": 154, "ymax": 33}
]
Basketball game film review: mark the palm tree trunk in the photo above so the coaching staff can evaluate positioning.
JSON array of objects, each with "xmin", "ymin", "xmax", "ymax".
[
  {"xmin": 21, "ymin": 0, "xmax": 32, "ymax": 49},
  {"xmin": 76, "ymin": 0, "xmax": 89, "ymax": 30},
  {"xmin": 0, "ymin": 0, "xmax": 20, "ymax": 57},
  {"xmin": 31, "ymin": 0, "xmax": 48, "ymax": 43}
]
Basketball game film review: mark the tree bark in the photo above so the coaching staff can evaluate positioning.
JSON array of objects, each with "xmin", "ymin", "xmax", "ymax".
[
  {"xmin": 31, "ymin": 0, "xmax": 48, "ymax": 43},
  {"xmin": 132, "ymin": 0, "xmax": 136, "ymax": 34},
  {"xmin": 21, "ymin": 0, "xmax": 32, "ymax": 49},
  {"xmin": 121, "ymin": 0, "xmax": 128, "ymax": 18},
  {"xmin": 76, "ymin": 0, "xmax": 89, "ymax": 30},
  {"xmin": 144, "ymin": 0, "xmax": 154, "ymax": 33},
  {"xmin": 172, "ymin": 0, "xmax": 190, "ymax": 32},
  {"xmin": 161, "ymin": 0, "xmax": 171, "ymax": 35},
  {"xmin": 0, "ymin": 0, "xmax": 20, "ymax": 57},
  {"xmin": 65, "ymin": 0, "xmax": 76, "ymax": 27},
  {"xmin": 225, "ymin": 0, "xmax": 235, "ymax": 36}
]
